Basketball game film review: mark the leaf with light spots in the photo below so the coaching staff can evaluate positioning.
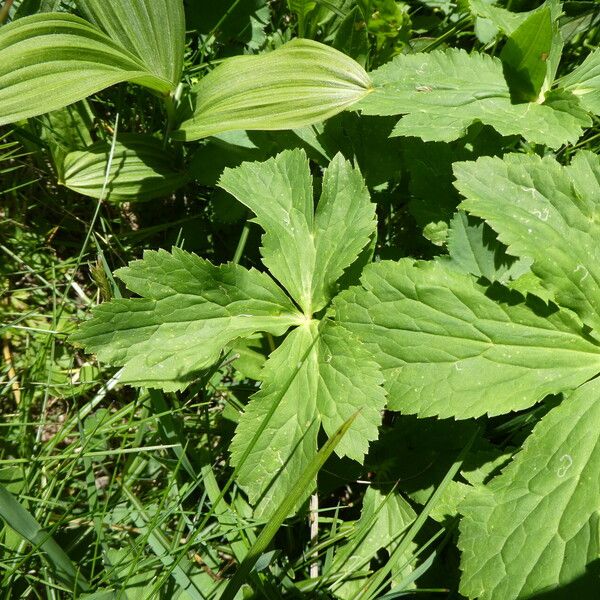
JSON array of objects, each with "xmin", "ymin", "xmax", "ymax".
[{"xmin": 456, "ymin": 151, "xmax": 600, "ymax": 333}]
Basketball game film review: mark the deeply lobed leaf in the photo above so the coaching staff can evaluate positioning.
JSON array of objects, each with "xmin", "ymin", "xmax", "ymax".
[
  {"xmin": 219, "ymin": 149, "xmax": 377, "ymax": 315},
  {"xmin": 456, "ymin": 151, "xmax": 600, "ymax": 333},
  {"xmin": 354, "ymin": 48, "xmax": 590, "ymax": 148},
  {"xmin": 230, "ymin": 321, "xmax": 386, "ymax": 517},
  {"xmin": 71, "ymin": 248, "xmax": 302, "ymax": 390}
]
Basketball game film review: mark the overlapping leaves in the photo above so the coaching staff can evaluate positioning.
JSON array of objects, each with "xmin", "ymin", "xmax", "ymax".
[
  {"xmin": 0, "ymin": 0, "xmax": 184, "ymax": 126},
  {"xmin": 73, "ymin": 149, "xmax": 385, "ymax": 517},
  {"xmin": 335, "ymin": 150, "xmax": 600, "ymax": 598}
]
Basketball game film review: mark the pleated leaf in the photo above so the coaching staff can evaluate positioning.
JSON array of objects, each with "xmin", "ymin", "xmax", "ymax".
[
  {"xmin": 334, "ymin": 259, "xmax": 600, "ymax": 418},
  {"xmin": 0, "ymin": 13, "xmax": 175, "ymax": 126},
  {"xmin": 71, "ymin": 248, "xmax": 302, "ymax": 391},
  {"xmin": 77, "ymin": 0, "xmax": 185, "ymax": 88},
  {"xmin": 173, "ymin": 39, "xmax": 372, "ymax": 141},
  {"xmin": 459, "ymin": 377, "xmax": 600, "ymax": 599},
  {"xmin": 62, "ymin": 134, "xmax": 189, "ymax": 202}
]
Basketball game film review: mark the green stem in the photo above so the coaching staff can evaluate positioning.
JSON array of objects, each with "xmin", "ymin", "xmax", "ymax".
[{"xmin": 232, "ymin": 220, "xmax": 251, "ymax": 265}]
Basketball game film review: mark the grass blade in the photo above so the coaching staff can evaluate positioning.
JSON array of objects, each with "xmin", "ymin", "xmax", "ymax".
[
  {"xmin": 221, "ymin": 411, "xmax": 359, "ymax": 600},
  {"xmin": 0, "ymin": 484, "xmax": 90, "ymax": 592}
]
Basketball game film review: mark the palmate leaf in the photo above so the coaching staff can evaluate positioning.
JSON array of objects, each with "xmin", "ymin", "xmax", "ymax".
[
  {"xmin": 0, "ymin": 1, "xmax": 183, "ymax": 127},
  {"xmin": 353, "ymin": 48, "xmax": 591, "ymax": 148},
  {"xmin": 62, "ymin": 134, "xmax": 189, "ymax": 202},
  {"xmin": 230, "ymin": 320, "xmax": 386, "ymax": 517},
  {"xmin": 334, "ymin": 259, "xmax": 600, "ymax": 418},
  {"xmin": 455, "ymin": 151, "xmax": 600, "ymax": 333},
  {"xmin": 173, "ymin": 39, "xmax": 372, "ymax": 141},
  {"xmin": 71, "ymin": 248, "xmax": 302, "ymax": 391},
  {"xmin": 459, "ymin": 376, "xmax": 600, "ymax": 599},
  {"xmin": 219, "ymin": 149, "xmax": 377, "ymax": 315}
]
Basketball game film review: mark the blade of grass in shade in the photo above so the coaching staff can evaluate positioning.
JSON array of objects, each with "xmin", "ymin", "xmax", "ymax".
[
  {"xmin": 221, "ymin": 411, "xmax": 359, "ymax": 600},
  {"xmin": 122, "ymin": 485, "xmax": 211, "ymax": 600},
  {"xmin": 0, "ymin": 484, "xmax": 90, "ymax": 592},
  {"xmin": 357, "ymin": 426, "xmax": 481, "ymax": 599},
  {"xmin": 148, "ymin": 388, "xmax": 197, "ymax": 479}
]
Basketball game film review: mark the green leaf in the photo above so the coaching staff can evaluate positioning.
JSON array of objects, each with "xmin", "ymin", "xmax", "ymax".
[
  {"xmin": 455, "ymin": 151, "xmax": 600, "ymax": 333},
  {"xmin": 39, "ymin": 102, "xmax": 94, "ymax": 179},
  {"xmin": 70, "ymin": 248, "xmax": 302, "ymax": 391},
  {"xmin": 445, "ymin": 211, "xmax": 529, "ymax": 284},
  {"xmin": 332, "ymin": 5, "xmax": 369, "ymax": 67},
  {"xmin": 331, "ymin": 487, "xmax": 417, "ymax": 598},
  {"xmin": 560, "ymin": 48, "xmax": 600, "ymax": 114},
  {"xmin": 354, "ymin": 48, "xmax": 590, "ymax": 148},
  {"xmin": 185, "ymin": 0, "xmax": 270, "ymax": 51},
  {"xmin": 219, "ymin": 149, "xmax": 377, "ymax": 315},
  {"xmin": 459, "ymin": 377, "xmax": 600, "ymax": 599},
  {"xmin": 77, "ymin": 0, "xmax": 185, "ymax": 88},
  {"xmin": 173, "ymin": 39, "xmax": 372, "ymax": 141},
  {"xmin": 0, "ymin": 13, "xmax": 176, "ymax": 127},
  {"xmin": 231, "ymin": 320, "xmax": 386, "ymax": 517},
  {"xmin": 287, "ymin": 0, "xmax": 317, "ymax": 17},
  {"xmin": 468, "ymin": 0, "xmax": 531, "ymax": 35},
  {"xmin": 334, "ymin": 259, "xmax": 600, "ymax": 418},
  {"xmin": 500, "ymin": 6, "xmax": 554, "ymax": 102},
  {"xmin": 62, "ymin": 134, "xmax": 189, "ymax": 202}
]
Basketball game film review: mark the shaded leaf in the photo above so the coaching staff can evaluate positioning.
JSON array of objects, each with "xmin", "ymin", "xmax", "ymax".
[
  {"xmin": 560, "ymin": 48, "xmax": 600, "ymax": 114},
  {"xmin": 445, "ymin": 211, "xmax": 528, "ymax": 283},
  {"xmin": 62, "ymin": 134, "xmax": 189, "ymax": 202},
  {"xmin": 500, "ymin": 6, "xmax": 554, "ymax": 102}
]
